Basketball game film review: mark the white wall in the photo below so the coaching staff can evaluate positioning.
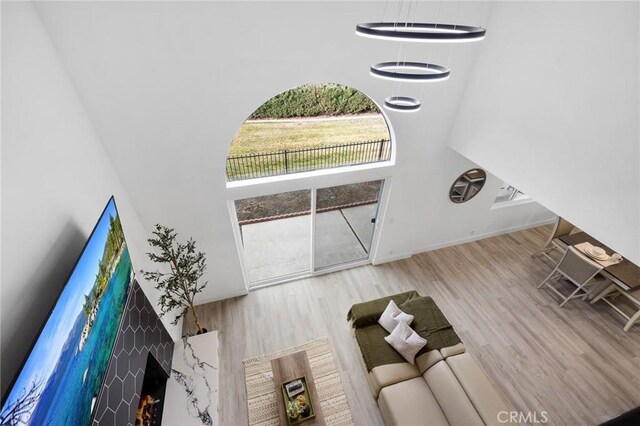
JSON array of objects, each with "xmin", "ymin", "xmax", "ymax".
[
  {"xmin": 0, "ymin": 2, "xmax": 181, "ymax": 395},
  {"xmin": 449, "ymin": 1, "xmax": 640, "ymax": 264},
  {"xmin": 30, "ymin": 1, "xmax": 555, "ymax": 306}
]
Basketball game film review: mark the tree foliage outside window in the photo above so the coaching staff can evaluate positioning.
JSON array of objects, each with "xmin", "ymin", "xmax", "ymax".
[{"xmin": 250, "ymin": 83, "xmax": 379, "ymax": 119}]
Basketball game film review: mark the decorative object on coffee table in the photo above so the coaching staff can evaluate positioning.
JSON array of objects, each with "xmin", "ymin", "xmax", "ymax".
[
  {"xmin": 242, "ymin": 337, "xmax": 353, "ymax": 426},
  {"xmin": 140, "ymin": 224, "xmax": 208, "ymax": 335},
  {"xmin": 271, "ymin": 352, "xmax": 322, "ymax": 425},
  {"xmin": 282, "ymin": 376, "xmax": 316, "ymax": 424}
]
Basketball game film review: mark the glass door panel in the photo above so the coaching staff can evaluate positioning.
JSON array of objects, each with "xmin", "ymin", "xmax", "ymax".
[
  {"xmin": 234, "ymin": 190, "xmax": 311, "ymax": 286},
  {"xmin": 314, "ymin": 180, "xmax": 383, "ymax": 271}
]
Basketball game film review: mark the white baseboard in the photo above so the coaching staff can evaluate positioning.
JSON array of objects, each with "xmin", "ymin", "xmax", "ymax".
[
  {"xmin": 373, "ymin": 218, "xmax": 556, "ymax": 266},
  {"xmin": 411, "ymin": 218, "xmax": 557, "ymax": 255},
  {"xmin": 372, "ymin": 252, "xmax": 412, "ymax": 265}
]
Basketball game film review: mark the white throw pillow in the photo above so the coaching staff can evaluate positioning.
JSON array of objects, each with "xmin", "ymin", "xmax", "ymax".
[
  {"xmin": 378, "ymin": 300, "xmax": 414, "ymax": 334},
  {"xmin": 384, "ymin": 321, "xmax": 428, "ymax": 364}
]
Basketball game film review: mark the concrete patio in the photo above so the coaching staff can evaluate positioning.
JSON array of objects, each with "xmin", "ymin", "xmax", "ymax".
[{"xmin": 241, "ymin": 204, "xmax": 376, "ymax": 284}]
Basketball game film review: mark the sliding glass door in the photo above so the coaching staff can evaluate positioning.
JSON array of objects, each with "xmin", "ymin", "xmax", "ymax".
[
  {"xmin": 314, "ymin": 180, "xmax": 383, "ymax": 271},
  {"xmin": 233, "ymin": 180, "xmax": 384, "ymax": 287},
  {"xmin": 234, "ymin": 190, "xmax": 311, "ymax": 285}
]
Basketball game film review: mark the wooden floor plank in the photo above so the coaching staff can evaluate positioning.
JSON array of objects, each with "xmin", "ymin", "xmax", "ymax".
[{"xmin": 185, "ymin": 226, "xmax": 640, "ymax": 426}]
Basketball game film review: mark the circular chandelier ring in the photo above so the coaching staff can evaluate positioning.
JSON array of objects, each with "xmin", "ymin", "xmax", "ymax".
[
  {"xmin": 371, "ymin": 61, "xmax": 450, "ymax": 82},
  {"xmin": 384, "ymin": 96, "xmax": 421, "ymax": 112},
  {"xmin": 356, "ymin": 22, "xmax": 486, "ymax": 42}
]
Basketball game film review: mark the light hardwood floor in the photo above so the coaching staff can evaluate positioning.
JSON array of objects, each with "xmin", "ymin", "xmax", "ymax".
[{"xmin": 184, "ymin": 226, "xmax": 640, "ymax": 426}]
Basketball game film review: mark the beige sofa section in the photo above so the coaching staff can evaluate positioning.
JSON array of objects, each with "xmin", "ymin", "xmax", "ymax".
[
  {"xmin": 379, "ymin": 377, "xmax": 449, "ymax": 426},
  {"xmin": 446, "ymin": 353, "xmax": 513, "ymax": 426},
  {"xmin": 360, "ymin": 338, "xmax": 510, "ymax": 426},
  {"xmin": 351, "ymin": 329, "xmax": 514, "ymax": 425},
  {"xmin": 424, "ymin": 360, "xmax": 484, "ymax": 426}
]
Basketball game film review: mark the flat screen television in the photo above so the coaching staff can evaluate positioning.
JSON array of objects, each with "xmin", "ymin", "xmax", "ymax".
[{"xmin": 1, "ymin": 197, "xmax": 134, "ymax": 426}]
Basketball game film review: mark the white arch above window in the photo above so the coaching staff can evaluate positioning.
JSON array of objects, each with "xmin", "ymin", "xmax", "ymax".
[{"xmin": 225, "ymin": 83, "xmax": 395, "ymax": 186}]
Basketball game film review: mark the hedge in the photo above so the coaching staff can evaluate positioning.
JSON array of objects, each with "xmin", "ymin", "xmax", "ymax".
[{"xmin": 249, "ymin": 84, "xmax": 379, "ymax": 119}]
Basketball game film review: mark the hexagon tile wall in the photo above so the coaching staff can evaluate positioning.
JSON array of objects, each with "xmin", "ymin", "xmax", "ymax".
[{"xmin": 92, "ymin": 280, "xmax": 174, "ymax": 425}]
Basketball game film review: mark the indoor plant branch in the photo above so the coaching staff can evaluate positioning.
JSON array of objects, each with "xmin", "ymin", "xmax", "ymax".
[
  {"xmin": 168, "ymin": 246, "xmax": 203, "ymax": 333},
  {"xmin": 140, "ymin": 224, "xmax": 208, "ymax": 335}
]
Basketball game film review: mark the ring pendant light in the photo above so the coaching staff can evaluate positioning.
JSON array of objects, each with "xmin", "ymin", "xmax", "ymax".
[
  {"xmin": 384, "ymin": 96, "xmax": 421, "ymax": 112},
  {"xmin": 371, "ymin": 61, "xmax": 450, "ymax": 82},
  {"xmin": 356, "ymin": 22, "xmax": 486, "ymax": 42},
  {"xmin": 358, "ymin": 1, "xmax": 487, "ymax": 113}
]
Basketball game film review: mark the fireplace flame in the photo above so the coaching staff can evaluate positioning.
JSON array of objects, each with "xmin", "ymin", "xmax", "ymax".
[{"xmin": 135, "ymin": 395, "xmax": 160, "ymax": 426}]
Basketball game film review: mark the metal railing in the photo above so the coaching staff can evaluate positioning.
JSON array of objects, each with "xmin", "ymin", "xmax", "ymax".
[{"xmin": 226, "ymin": 139, "xmax": 391, "ymax": 181}]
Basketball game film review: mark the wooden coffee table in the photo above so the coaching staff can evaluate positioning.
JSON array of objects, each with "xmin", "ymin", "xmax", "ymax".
[{"xmin": 270, "ymin": 350, "xmax": 325, "ymax": 425}]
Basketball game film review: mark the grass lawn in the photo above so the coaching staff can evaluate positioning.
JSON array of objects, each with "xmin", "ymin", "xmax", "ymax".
[{"xmin": 228, "ymin": 114, "xmax": 389, "ymax": 156}]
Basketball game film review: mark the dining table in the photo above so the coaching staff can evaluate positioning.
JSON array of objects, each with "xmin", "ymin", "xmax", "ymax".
[{"xmin": 558, "ymin": 232, "xmax": 640, "ymax": 291}]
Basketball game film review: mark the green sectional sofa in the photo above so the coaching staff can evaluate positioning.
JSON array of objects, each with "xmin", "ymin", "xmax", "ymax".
[{"xmin": 348, "ymin": 291, "xmax": 515, "ymax": 426}]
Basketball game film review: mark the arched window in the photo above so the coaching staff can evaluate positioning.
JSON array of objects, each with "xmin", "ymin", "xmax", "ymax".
[{"xmin": 225, "ymin": 83, "xmax": 392, "ymax": 182}]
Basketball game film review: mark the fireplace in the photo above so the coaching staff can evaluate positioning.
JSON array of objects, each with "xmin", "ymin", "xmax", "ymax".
[
  {"xmin": 91, "ymin": 281, "xmax": 174, "ymax": 425},
  {"xmin": 135, "ymin": 353, "xmax": 169, "ymax": 426}
]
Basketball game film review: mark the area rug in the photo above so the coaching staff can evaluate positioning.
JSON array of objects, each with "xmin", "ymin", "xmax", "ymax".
[{"xmin": 243, "ymin": 337, "xmax": 354, "ymax": 426}]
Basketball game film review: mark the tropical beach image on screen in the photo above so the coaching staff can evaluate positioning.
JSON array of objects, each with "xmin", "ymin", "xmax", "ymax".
[{"xmin": 0, "ymin": 199, "xmax": 133, "ymax": 426}]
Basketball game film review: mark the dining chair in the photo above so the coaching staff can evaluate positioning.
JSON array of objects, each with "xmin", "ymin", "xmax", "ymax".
[
  {"xmin": 537, "ymin": 247, "xmax": 603, "ymax": 307},
  {"xmin": 591, "ymin": 284, "xmax": 640, "ymax": 331},
  {"xmin": 532, "ymin": 217, "xmax": 576, "ymax": 262}
]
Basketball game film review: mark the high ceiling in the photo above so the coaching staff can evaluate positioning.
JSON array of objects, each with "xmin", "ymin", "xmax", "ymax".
[
  {"xmin": 33, "ymin": 1, "xmax": 498, "ymax": 302},
  {"xmin": 32, "ymin": 0, "xmax": 638, "ymax": 302}
]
